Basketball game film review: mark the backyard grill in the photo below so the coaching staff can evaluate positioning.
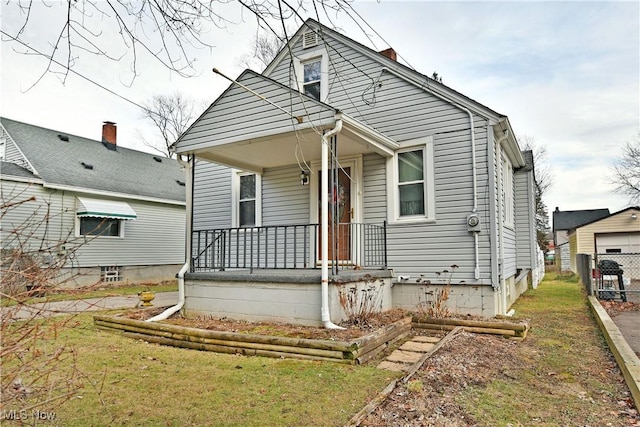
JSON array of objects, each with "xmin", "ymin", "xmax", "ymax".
[{"xmin": 597, "ymin": 259, "xmax": 627, "ymax": 302}]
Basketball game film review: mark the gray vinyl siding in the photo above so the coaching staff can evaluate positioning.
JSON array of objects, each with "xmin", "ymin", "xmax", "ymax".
[
  {"xmin": 268, "ymin": 32, "xmax": 496, "ymax": 285},
  {"xmin": 192, "ymin": 160, "xmax": 231, "ymax": 230},
  {"xmin": 1, "ymin": 181, "xmax": 69, "ymax": 253},
  {"xmin": 515, "ymin": 169, "xmax": 535, "ymax": 269},
  {"xmin": 362, "ymin": 153, "xmax": 386, "ymax": 224},
  {"xmin": 385, "ymin": 127, "xmax": 493, "ymax": 284},
  {"xmin": 1, "ymin": 180, "xmax": 185, "ymax": 267},
  {"xmin": 177, "ymin": 72, "xmax": 335, "ymax": 153},
  {"xmin": 501, "ymin": 151, "xmax": 518, "ymax": 278},
  {"xmin": 262, "ymin": 165, "xmax": 310, "ymax": 225},
  {"xmin": 1, "ymin": 127, "xmax": 31, "ymax": 171},
  {"xmin": 268, "ymin": 35, "xmax": 470, "ymax": 142},
  {"xmin": 75, "ymin": 200, "xmax": 185, "ymax": 266}
]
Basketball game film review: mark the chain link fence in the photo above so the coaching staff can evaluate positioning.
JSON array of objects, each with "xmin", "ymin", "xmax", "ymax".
[{"xmin": 593, "ymin": 253, "xmax": 640, "ymax": 303}]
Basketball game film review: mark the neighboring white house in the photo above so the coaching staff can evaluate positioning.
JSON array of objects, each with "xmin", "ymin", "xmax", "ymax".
[
  {"xmin": 1, "ymin": 117, "xmax": 186, "ymax": 287},
  {"xmin": 169, "ymin": 19, "xmax": 539, "ymax": 325}
]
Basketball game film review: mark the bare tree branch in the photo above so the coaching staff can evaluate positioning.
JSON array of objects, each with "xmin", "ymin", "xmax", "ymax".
[
  {"xmin": 611, "ymin": 132, "xmax": 640, "ymax": 205},
  {"xmin": 139, "ymin": 93, "xmax": 199, "ymax": 157},
  {"xmin": 2, "ymin": 0, "xmax": 355, "ymax": 86}
]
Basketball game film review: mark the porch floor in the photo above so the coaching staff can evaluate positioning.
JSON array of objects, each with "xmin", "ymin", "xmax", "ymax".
[{"xmin": 185, "ymin": 268, "xmax": 393, "ymax": 284}]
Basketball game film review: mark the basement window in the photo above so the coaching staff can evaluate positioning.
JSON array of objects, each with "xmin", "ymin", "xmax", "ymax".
[{"xmin": 100, "ymin": 266, "xmax": 122, "ymax": 282}]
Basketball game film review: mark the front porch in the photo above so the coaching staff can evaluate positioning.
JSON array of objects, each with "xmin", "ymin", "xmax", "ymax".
[
  {"xmin": 184, "ymin": 268, "xmax": 394, "ymax": 327},
  {"xmin": 187, "ymin": 222, "xmax": 391, "ymax": 326},
  {"xmin": 191, "ymin": 222, "xmax": 388, "ymax": 273}
]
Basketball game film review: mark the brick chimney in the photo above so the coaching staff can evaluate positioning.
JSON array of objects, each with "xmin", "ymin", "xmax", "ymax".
[
  {"xmin": 102, "ymin": 121, "xmax": 117, "ymax": 146},
  {"xmin": 379, "ymin": 48, "xmax": 397, "ymax": 61}
]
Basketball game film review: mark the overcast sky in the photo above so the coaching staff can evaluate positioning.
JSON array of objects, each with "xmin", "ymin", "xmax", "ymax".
[{"xmin": 2, "ymin": 1, "xmax": 638, "ymax": 218}]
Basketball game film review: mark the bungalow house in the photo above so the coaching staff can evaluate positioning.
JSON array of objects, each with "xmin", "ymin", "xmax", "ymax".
[
  {"xmin": 552, "ymin": 207, "xmax": 610, "ymax": 271},
  {"xmin": 167, "ymin": 19, "xmax": 540, "ymax": 327},
  {"xmin": 0, "ymin": 117, "xmax": 186, "ymax": 288}
]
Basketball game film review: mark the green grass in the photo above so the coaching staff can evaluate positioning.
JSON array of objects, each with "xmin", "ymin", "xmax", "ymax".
[
  {"xmin": 1, "ymin": 281, "xmax": 178, "ymax": 307},
  {"xmin": 457, "ymin": 273, "xmax": 630, "ymax": 426},
  {"xmin": 5, "ymin": 314, "xmax": 398, "ymax": 426}
]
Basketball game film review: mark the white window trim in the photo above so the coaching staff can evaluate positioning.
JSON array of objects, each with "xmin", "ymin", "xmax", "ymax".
[
  {"xmin": 294, "ymin": 48, "xmax": 329, "ymax": 103},
  {"xmin": 386, "ymin": 136, "xmax": 435, "ymax": 224},
  {"xmin": 502, "ymin": 155, "xmax": 514, "ymax": 228},
  {"xmin": 75, "ymin": 216, "xmax": 125, "ymax": 239},
  {"xmin": 231, "ymin": 169, "xmax": 262, "ymax": 228}
]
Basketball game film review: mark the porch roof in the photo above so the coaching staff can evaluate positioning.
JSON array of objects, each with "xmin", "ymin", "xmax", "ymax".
[{"xmin": 174, "ymin": 70, "xmax": 399, "ymax": 172}]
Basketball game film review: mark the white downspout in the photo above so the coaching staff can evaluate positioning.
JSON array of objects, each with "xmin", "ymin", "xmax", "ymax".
[
  {"xmin": 379, "ymin": 67, "xmax": 480, "ymax": 279},
  {"xmin": 147, "ymin": 154, "xmax": 192, "ymax": 322},
  {"xmin": 321, "ymin": 114, "xmax": 345, "ymax": 329}
]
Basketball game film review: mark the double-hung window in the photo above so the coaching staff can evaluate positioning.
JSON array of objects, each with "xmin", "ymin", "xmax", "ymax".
[
  {"xmin": 295, "ymin": 48, "xmax": 328, "ymax": 102},
  {"xmin": 302, "ymin": 59, "xmax": 322, "ymax": 101},
  {"xmin": 232, "ymin": 171, "xmax": 262, "ymax": 228},
  {"xmin": 387, "ymin": 136, "xmax": 435, "ymax": 223},
  {"xmin": 398, "ymin": 150, "xmax": 425, "ymax": 216}
]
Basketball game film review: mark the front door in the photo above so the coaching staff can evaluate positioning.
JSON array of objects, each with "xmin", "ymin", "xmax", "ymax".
[{"xmin": 318, "ymin": 167, "xmax": 351, "ymax": 262}]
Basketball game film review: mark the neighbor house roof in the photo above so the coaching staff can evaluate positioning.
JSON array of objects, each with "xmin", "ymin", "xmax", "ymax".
[
  {"xmin": 1, "ymin": 117, "xmax": 185, "ymax": 204},
  {"xmin": 569, "ymin": 206, "xmax": 640, "ymax": 231},
  {"xmin": 0, "ymin": 161, "xmax": 38, "ymax": 180},
  {"xmin": 552, "ymin": 208, "xmax": 610, "ymax": 232}
]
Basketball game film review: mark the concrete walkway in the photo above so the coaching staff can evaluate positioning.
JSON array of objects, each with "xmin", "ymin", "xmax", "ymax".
[
  {"xmin": 2, "ymin": 292, "xmax": 178, "ymax": 320},
  {"xmin": 612, "ymin": 311, "xmax": 640, "ymax": 356}
]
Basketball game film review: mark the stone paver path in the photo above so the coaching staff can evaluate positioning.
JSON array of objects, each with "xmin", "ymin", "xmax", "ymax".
[{"xmin": 377, "ymin": 335, "xmax": 441, "ymax": 372}]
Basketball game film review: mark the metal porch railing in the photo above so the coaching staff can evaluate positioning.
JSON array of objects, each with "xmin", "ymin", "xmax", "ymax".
[{"xmin": 191, "ymin": 222, "xmax": 387, "ymax": 273}]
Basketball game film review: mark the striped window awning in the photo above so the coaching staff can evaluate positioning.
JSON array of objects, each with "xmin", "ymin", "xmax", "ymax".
[{"xmin": 76, "ymin": 197, "xmax": 137, "ymax": 220}]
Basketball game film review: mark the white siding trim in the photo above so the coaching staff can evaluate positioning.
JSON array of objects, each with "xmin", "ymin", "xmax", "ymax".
[
  {"xmin": 386, "ymin": 136, "xmax": 435, "ymax": 224},
  {"xmin": 42, "ymin": 183, "xmax": 185, "ymax": 206}
]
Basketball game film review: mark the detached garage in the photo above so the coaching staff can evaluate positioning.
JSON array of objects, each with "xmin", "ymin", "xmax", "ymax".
[
  {"xmin": 568, "ymin": 206, "xmax": 640, "ymax": 273},
  {"xmin": 595, "ymin": 232, "xmax": 640, "ymax": 254}
]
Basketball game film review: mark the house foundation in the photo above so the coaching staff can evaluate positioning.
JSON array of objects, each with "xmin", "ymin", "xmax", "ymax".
[{"xmin": 184, "ymin": 270, "xmax": 393, "ymax": 327}]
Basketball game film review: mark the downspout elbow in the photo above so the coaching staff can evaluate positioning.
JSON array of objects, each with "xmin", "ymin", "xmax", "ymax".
[{"xmin": 146, "ymin": 262, "xmax": 188, "ymax": 322}]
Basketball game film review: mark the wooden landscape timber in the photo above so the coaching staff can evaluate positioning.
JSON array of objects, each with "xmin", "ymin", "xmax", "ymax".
[
  {"xmin": 412, "ymin": 316, "xmax": 529, "ymax": 339},
  {"xmin": 93, "ymin": 315, "xmax": 413, "ymax": 364},
  {"xmin": 93, "ymin": 314, "xmax": 528, "ymax": 363}
]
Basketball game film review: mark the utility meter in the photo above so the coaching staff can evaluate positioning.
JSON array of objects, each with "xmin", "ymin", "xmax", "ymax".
[{"xmin": 467, "ymin": 213, "xmax": 481, "ymax": 232}]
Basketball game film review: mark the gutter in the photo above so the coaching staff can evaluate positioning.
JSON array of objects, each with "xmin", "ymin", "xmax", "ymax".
[
  {"xmin": 147, "ymin": 154, "xmax": 193, "ymax": 322},
  {"xmin": 320, "ymin": 114, "xmax": 345, "ymax": 330},
  {"xmin": 379, "ymin": 67, "xmax": 480, "ymax": 279}
]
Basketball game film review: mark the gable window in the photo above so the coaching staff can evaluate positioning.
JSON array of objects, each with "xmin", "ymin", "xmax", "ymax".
[
  {"xmin": 294, "ymin": 48, "xmax": 328, "ymax": 102},
  {"xmin": 232, "ymin": 171, "xmax": 262, "ymax": 228},
  {"xmin": 387, "ymin": 136, "xmax": 435, "ymax": 223},
  {"xmin": 80, "ymin": 217, "xmax": 121, "ymax": 236},
  {"xmin": 302, "ymin": 59, "xmax": 322, "ymax": 101}
]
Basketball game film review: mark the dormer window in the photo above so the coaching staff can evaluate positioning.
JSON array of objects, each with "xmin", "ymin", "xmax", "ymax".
[{"xmin": 303, "ymin": 59, "xmax": 322, "ymax": 101}]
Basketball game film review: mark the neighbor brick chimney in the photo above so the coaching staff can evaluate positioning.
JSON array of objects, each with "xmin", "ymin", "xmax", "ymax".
[
  {"xmin": 102, "ymin": 121, "xmax": 117, "ymax": 146},
  {"xmin": 379, "ymin": 48, "xmax": 397, "ymax": 61}
]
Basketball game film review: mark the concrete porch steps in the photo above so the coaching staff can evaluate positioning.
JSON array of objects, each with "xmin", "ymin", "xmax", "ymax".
[{"xmin": 377, "ymin": 335, "xmax": 441, "ymax": 372}]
